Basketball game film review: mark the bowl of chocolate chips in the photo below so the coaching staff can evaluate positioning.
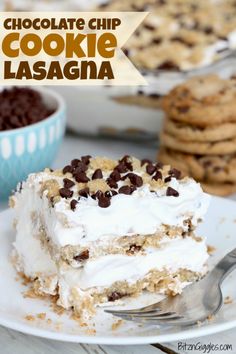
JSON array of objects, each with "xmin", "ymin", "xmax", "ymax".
[{"xmin": 0, "ymin": 86, "xmax": 66, "ymax": 199}]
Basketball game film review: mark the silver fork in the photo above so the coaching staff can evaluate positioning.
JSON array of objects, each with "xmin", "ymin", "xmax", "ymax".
[{"xmin": 105, "ymin": 248, "xmax": 236, "ymax": 326}]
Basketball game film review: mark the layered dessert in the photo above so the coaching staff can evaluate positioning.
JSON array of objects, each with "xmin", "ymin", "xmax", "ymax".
[{"xmin": 11, "ymin": 155, "xmax": 211, "ymax": 317}]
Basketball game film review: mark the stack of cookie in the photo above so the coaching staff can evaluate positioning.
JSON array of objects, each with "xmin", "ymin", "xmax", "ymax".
[{"xmin": 159, "ymin": 74, "xmax": 236, "ymax": 196}]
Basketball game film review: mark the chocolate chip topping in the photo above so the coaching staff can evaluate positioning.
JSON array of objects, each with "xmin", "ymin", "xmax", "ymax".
[
  {"xmin": 146, "ymin": 163, "xmax": 157, "ymax": 175},
  {"xmin": 157, "ymin": 61, "xmax": 180, "ymax": 71},
  {"xmin": 118, "ymin": 185, "xmax": 133, "ymax": 195},
  {"xmin": 164, "ymin": 176, "xmax": 172, "ymax": 183},
  {"xmin": 106, "ymin": 178, "xmax": 118, "ymax": 189},
  {"xmin": 141, "ymin": 158, "xmax": 152, "ymax": 166},
  {"xmin": 73, "ymin": 162, "xmax": 88, "ymax": 174},
  {"xmin": 81, "ymin": 155, "xmax": 91, "ymax": 165},
  {"xmin": 110, "ymin": 169, "xmax": 121, "ymax": 181},
  {"xmin": 169, "ymin": 168, "xmax": 181, "ymax": 180},
  {"xmin": 70, "ymin": 199, "xmax": 78, "ymax": 211},
  {"xmin": 92, "ymin": 169, "xmax": 103, "ymax": 180},
  {"xmin": 74, "ymin": 250, "xmax": 89, "ymax": 262},
  {"xmin": 166, "ymin": 186, "xmax": 179, "ymax": 197},
  {"xmin": 74, "ymin": 172, "xmax": 90, "ymax": 183},
  {"xmin": 79, "ymin": 188, "xmax": 90, "ymax": 198},
  {"xmin": 63, "ymin": 165, "xmax": 74, "ymax": 174},
  {"xmin": 71, "ymin": 159, "xmax": 80, "ymax": 167},
  {"xmin": 105, "ymin": 190, "xmax": 118, "ymax": 198},
  {"xmin": 125, "ymin": 173, "xmax": 143, "ymax": 187},
  {"xmin": 91, "ymin": 190, "xmax": 103, "ymax": 200},
  {"xmin": 128, "ymin": 244, "xmax": 142, "ymax": 254},
  {"xmin": 59, "ymin": 188, "xmax": 73, "ymax": 199},
  {"xmin": 108, "ymin": 292, "xmax": 125, "ymax": 302},
  {"xmin": 63, "ymin": 178, "xmax": 75, "ymax": 189},
  {"xmin": 153, "ymin": 170, "xmax": 162, "ymax": 181}
]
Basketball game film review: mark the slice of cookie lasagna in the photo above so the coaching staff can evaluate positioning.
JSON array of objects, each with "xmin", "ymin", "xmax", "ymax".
[{"xmin": 11, "ymin": 155, "xmax": 211, "ymax": 317}]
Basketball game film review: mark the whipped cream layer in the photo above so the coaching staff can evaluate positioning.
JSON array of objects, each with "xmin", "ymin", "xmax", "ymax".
[{"xmin": 13, "ymin": 170, "xmax": 210, "ymax": 247}]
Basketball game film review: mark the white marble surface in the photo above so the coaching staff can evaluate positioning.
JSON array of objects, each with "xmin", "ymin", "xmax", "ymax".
[{"xmin": 0, "ymin": 134, "xmax": 236, "ymax": 354}]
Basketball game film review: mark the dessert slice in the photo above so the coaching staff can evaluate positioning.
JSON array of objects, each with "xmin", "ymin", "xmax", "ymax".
[{"xmin": 11, "ymin": 155, "xmax": 211, "ymax": 317}]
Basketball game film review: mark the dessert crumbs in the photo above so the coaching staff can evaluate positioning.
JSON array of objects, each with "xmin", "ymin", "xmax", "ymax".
[
  {"xmin": 224, "ymin": 296, "xmax": 233, "ymax": 304},
  {"xmin": 207, "ymin": 245, "xmax": 216, "ymax": 255},
  {"xmin": 111, "ymin": 319, "xmax": 124, "ymax": 331}
]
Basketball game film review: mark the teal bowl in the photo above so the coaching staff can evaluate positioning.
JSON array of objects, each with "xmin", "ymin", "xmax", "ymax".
[{"xmin": 0, "ymin": 87, "xmax": 66, "ymax": 200}]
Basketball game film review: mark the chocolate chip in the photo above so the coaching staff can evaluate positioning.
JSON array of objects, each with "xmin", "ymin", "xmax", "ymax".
[
  {"xmin": 63, "ymin": 178, "xmax": 75, "ymax": 189},
  {"xmin": 141, "ymin": 158, "xmax": 152, "ymax": 166},
  {"xmin": 157, "ymin": 61, "xmax": 180, "ymax": 71},
  {"xmin": 59, "ymin": 188, "xmax": 73, "ymax": 199},
  {"xmin": 108, "ymin": 292, "xmax": 125, "ymax": 302},
  {"xmin": 153, "ymin": 170, "xmax": 162, "ymax": 181},
  {"xmin": 110, "ymin": 169, "xmax": 121, "ymax": 181},
  {"xmin": 70, "ymin": 199, "xmax": 78, "ymax": 211},
  {"xmin": 118, "ymin": 186, "xmax": 132, "ymax": 195},
  {"xmin": 105, "ymin": 190, "xmax": 118, "ymax": 198},
  {"xmin": 73, "ymin": 162, "xmax": 87, "ymax": 174},
  {"xmin": 146, "ymin": 163, "xmax": 156, "ymax": 175},
  {"xmin": 91, "ymin": 190, "xmax": 103, "ymax": 200},
  {"xmin": 126, "ymin": 173, "xmax": 143, "ymax": 187},
  {"xmin": 115, "ymin": 162, "xmax": 129, "ymax": 173},
  {"xmin": 63, "ymin": 165, "xmax": 74, "ymax": 174},
  {"xmin": 149, "ymin": 93, "xmax": 162, "ymax": 99},
  {"xmin": 81, "ymin": 155, "xmax": 91, "ymax": 165},
  {"xmin": 71, "ymin": 159, "xmax": 80, "ymax": 167},
  {"xmin": 164, "ymin": 176, "xmax": 172, "ymax": 183},
  {"xmin": 74, "ymin": 172, "xmax": 89, "ymax": 183},
  {"xmin": 152, "ymin": 37, "xmax": 162, "ymax": 44},
  {"xmin": 156, "ymin": 162, "xmax": 164, "ymax": 169},
  {"xmin": 144, "ymin": 24, "xmax": 155, "ymax": 31},
  {"xmin": 128, "ymin": 244, "xmax": 142, "ymax": 254},
  {"xmin": 79, "ymin": 188, "xmax": 90, "ymax": 198},
  {"xmin": 92, "ymin": 169, "xmax": 103, "ymax": 180},
  {"xmin": 107, "ymin": 178, "xmax": 118, "ymax": 189},
  {"xmin": 119, "ymin": 155, "xmax": 133, "ymax": 171},
  {"xmin": 169, "ymin": 168, "xmax": 181, "ymax": 180},
  {"xmin": 74, "ymin": 250, "xmax": 89, "ymax": 262},
  {"xmin": 204, "ymin": 26, "xmax": 213, "ymax": 34},
  {"xmin": 166, "ymin": 186, "xmax": 179, "ymax": 197},
  {"xmin": 138, "ymin": 89, "xmax": 144, "ymax": 95},
  {"xmin": 98, "ymin": 194, "xmax": 111, "ymax": 208}
]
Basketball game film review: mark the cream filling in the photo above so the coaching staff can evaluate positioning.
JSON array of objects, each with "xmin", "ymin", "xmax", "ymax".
[{"xmin": 13, "ymin": 172, "xmax": 211, "ymax": 248}]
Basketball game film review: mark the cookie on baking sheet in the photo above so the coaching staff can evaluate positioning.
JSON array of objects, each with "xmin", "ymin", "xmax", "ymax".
[
  {"xmin": 164, "ymin": 119, "xmax": 236, "ymax": 143},
  {"xmin": 201, "ymin": 182, "xmax": 236, "ymax": 197},
  {"xmin": 158, "ymin": 148, "xmax": 236, "ymax": 183},
  {"xmin": 162, "ymin": 75, "xmax": 236, "ymax": 127},
  {"xmin": 160, "ymin": 132, "xmax": 236, "ymax": 155}
]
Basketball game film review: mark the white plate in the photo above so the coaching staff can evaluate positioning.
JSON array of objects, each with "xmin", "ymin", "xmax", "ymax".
[{"xmin": 0, "ymin": 196, "xmax": 236, "ymax": 345}]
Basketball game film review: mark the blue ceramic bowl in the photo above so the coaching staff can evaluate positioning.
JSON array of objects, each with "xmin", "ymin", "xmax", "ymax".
[{"xmin": 0, "ymin": 87, "xmax": 66, "ymax": 200}]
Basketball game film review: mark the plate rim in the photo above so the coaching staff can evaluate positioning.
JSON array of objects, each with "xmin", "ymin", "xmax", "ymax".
[{"xmin": 1, "ymin": 196, "xmax": 236, "ymax": 345}]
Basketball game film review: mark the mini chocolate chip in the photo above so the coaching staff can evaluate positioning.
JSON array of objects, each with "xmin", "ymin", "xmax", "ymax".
[
  {"xmin": 63, "ymin": 165, "xmax": 74, "ymax": 174},
  {"xmin": 92, "ymin": 169, "xmax": 103, "ymax": 180},
  {"xmin": 108, "ymin": 292, "xmax": 124, "ymax": 302},
  {"xmin": 59, "ymin": 188, "xmax": 73, "ymax": 199},
  {"xmin": 63, "ymin": 178, "xmax": 75, "ymax": 189},
  {"xmin": 107, "ymin": 178, "xmax": 118, "ymax": 188},
  {"xmin": 152, "ymin": 37, "xmax": 162, "ymax": 44},
  {"xmin": 110, "ymin": 169, "xmax": 121, "ymax": 181},
  {"xmin": 128, "ymin": 244, "xmax": 142, "ymax": 254},
  {"xmin": 71, "ymin": 159, "xmax": 80, "ymax": 167},
  {"xmin": 81, "ymin": 155, "xmax": 91, "ymax": 165},
  {"xmin": 157, "ymin": 61, "xmax": 180, "ymax": 71},
  {"xmin": 138, "ymin": 89, "xmax": 144, "ymax": 95},
  {"xmin": 70, "ymin": 199, "xmax": 78, "ymax": 211},
  {"xmin": 73, "ymin": 163, "xmax": 87, "ymax": 174},
  {"xmin": 91, "ymin": 190, "xmax": 103, "ymax": 200},
  {"xmin": 144, "ymin": 24, "xmax": 155, "ymax": 31},
  {"xmin": 153, "ymin": 170, "xmax": 162, "ymax": 181},
  {"xmin": 130, "ymin": 185, "xmax": 137, "ymax": 193},
  {"xmin": 74, "ymin": 250, "xmax": 89, "ymax": 262},
  {"xmin": 164, "ymin": 176, "xmax": 172, "ymax": 183},
  {"xmin": 118, "ymin": 186, "xmax": 132, "ymax": 195},
  {"xmin": 166, "ymin": 186, "xmax": 179, "ymax": 197},
  {"xmin": 79, "ymin": 188, "xmax": 90, "ymax": 198},
  {"xmin": 149, "ymin": 93, "xmax": 162, "ymax": 99},
  {"xmin": 119, "ymin": 155, "xmax": 133, "ymax": 171},
  {"xmin": 74, "ymin": 172, "xmax": 90, "ymax": 183},
  {"xmin": 141, "ymin": 158, "xmax": 152, "ymax": 166},
  {"xmin": 169, "ymin": 168, "xmax": 181, "ymax": 179},
  {"xmin": 98, "ymin": 195, "xmax": 111, "ymax": 208},
  {"xmin": 115, "ymin": 162, "xmax": 129, "ymax": 173},
  {"xmin": 105, "ymin": 190, "xmax": 118, "ymax": 198},
  {"xmin": 127, "ymin": 173, "xmax": 143, "ymax": 187},
  {"xmin": 146, "ymin": 163, "xmax": 157, "ymax": 175}
]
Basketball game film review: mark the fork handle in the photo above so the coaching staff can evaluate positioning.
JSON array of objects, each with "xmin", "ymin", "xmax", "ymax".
[{"xmin": 210, "ymin": 248, "xmax": 236, "ymax": 285}]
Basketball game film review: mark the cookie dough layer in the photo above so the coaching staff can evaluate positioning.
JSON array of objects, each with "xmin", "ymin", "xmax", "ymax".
[{"xmin": 164, "ymin": 119, "xmax": 236, "ymax": 143}]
